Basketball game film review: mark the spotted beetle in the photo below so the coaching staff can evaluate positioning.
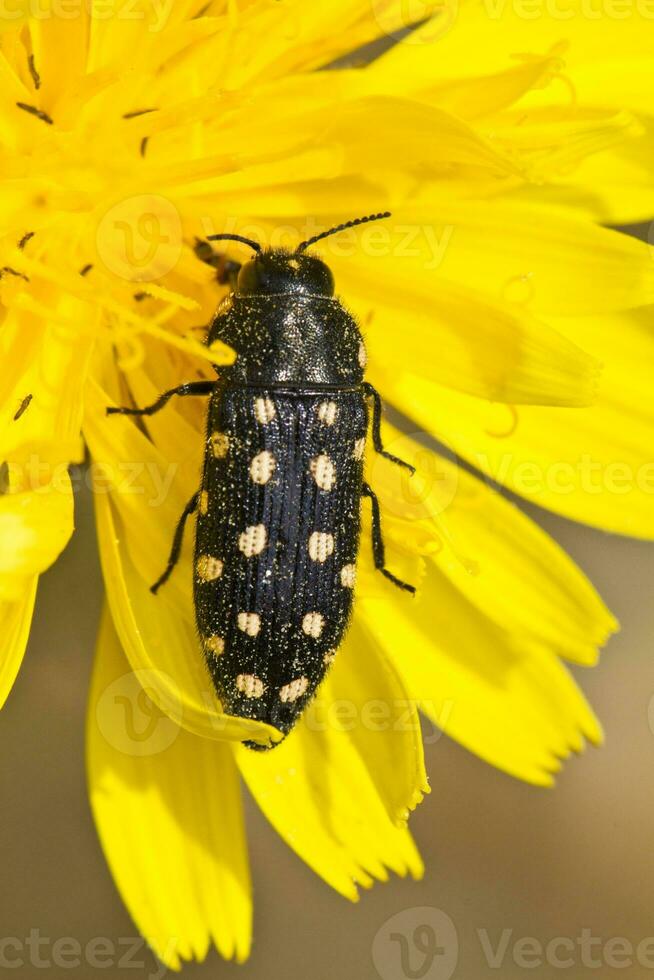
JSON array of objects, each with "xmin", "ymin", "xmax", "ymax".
[{"xmin": 109, "ymin": 212, "xmax": 415, "ymax": 747}]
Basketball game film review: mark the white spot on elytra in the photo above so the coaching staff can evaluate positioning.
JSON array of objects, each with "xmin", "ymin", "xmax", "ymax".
[
  {"xmin": 204, "ymin": 635, "xmax": 225, "ymax": 656},
  {"xmin": 279, "ymin": 677, "xmax": 309, "ymax": 703},
  {"xmin": 358, "ymin": 341, "xmax": 367, "ymax": 368},
  {"xmin": 238, "ymin": 524, "xmax": 267, "ymax": 557},
  {"xmin": 323, "ymin": 649, "xmax": 336, "ymax": 666},
  {"xmin": 237, "ymin": 612, "xmax": 261, "ymax": 636},
  {"xmin": 340, "ymin": 564, "xmax": 356, "ymax": 588},
  {"xmin": 302, "ymin": 612, "xmax": 324, "ymax": 638},
  {"xmin": 196, "ymin": 554, "xmax": 223, "ymax": 581},
  {"xmin": 210, "ymin": 431, "xmax": 229, "ymax": 458},
  {"xmin": 250, "ymin": 450, "xmax": 276, "ymax": 485},
  {"xmin": 254, "ymin": 397, "xmax": 276, "ymax": 424},
  {"xmin": 316, "ymin": 400, "xmax": 338, "ymax": 426},
  {"xmin": 308, "ymin": 531, "xmax": 335, "ymax": 563},
  {"xmin": 353, "ymin": 437, "xmax": 365, "ymax": 461},
  {"xmin": 310, "ymin": 454, "xmax": 336, "ymax": 491},
  {"xmin": 236, "ymin": 673, "xmax": 265, "ymax": 698},
  {"xmin": 199, "ymin": 490, "xmax": 209, "ymax": 515}
]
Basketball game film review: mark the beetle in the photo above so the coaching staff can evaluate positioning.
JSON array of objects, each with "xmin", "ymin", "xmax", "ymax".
[{"xmin": 108, "ymin": 212, "xmax": 415, "ymax": 747}]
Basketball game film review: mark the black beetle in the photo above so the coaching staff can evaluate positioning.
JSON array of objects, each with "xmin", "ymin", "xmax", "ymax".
[{"xmin": 109, "ymin": 212, "xmax": 415, "ymax": 746}]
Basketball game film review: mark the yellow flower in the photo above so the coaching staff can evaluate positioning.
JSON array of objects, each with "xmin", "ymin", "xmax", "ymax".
[{"xmin": 1, "ymin": 0, "xmax": 653, "ymax": 969}]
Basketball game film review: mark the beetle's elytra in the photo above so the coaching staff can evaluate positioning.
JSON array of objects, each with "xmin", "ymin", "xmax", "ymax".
[{"xmin": 109, "ymin": 213, "xmax": 415, "ymax": 748}]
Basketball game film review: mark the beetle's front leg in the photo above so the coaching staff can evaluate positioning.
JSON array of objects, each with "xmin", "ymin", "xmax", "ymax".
[{"xmin": 107, "ymin": 380, "xmax": 215, "ymax": 417}]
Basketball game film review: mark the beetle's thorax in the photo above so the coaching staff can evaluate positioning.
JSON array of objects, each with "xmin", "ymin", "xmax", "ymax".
[{"xmin": 207, "ymin": 249, "xmax": 365, "ymax": 386}]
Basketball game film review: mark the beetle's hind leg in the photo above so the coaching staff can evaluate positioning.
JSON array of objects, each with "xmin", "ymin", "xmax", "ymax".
[
  {"xmin": 107, "ymin": 380, "xmax": 215, "ymax": 417},
  {"xmin": 361, "ymin": 482, "xmax": 416, "ymax": 595},
  {"xmin": 362, "ymin": 382, "xmax": 415, "ymax": 475},
  {"xmin": 151, "ymin": 491, "xmax": 200, "ymax": 594}
]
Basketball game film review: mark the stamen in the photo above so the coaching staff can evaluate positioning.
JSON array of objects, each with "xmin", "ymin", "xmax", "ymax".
[
  {"xmin": 122, "ymin": 107, "xmax": 158, "ymax": 119},
  {"xmin": 16, "ymin": 252, "xmax": 235, "ymax": 365},
  {"xmin": 27, "ymin": 53, "xmax": 41, "ymax": 90},
  {"xmin": 16, "ymin": 102, "xmax": 53, "ymax": 125},
  {"xmin": 0, "ymin": 266, "xmax": 29, "ymax": 282}
]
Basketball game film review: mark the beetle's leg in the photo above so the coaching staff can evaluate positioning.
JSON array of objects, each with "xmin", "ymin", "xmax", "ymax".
[
  {"xmin": 362, "ymin": 382, "xmax": 415, "ymax": 475},
  {"xmin": 151, "ymin": 491, "xmax": 199, "ymax": 594},
  {"xmin": 107, "ymin": 380, "xmax": 215, "ymax": 417},
  {"xmin": 361, "ymin": 482, "xmax": 415, "ymax": 595}
]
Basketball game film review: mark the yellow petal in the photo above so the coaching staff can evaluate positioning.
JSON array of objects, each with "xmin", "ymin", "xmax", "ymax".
[
  {"xmin": 383, "ymin": 306, "xmax": 654, "ymax": 537},
  {"xmin": 29, "ymin": 5, "xmax": 89, "ymax": 110},
  {"xmin": 372, "ymin": 201, "xmax": 654, "ymax": 315},
  {"xmin": 87, "ymin": 608, "xmax": 251, "ymax": 968},
  {"xmin": 484, "ymin": 106, "xmax": 642, "ymax": 182},
  {"xmin": 371, "ymin": 6, "xmax": 654, "ymax": 223},
  {"xmin": 168, "ymin": 1, "xmax": 438, "ymax": 88},
  {"xmin": 323, "ymin": 617, "xmax": 430, "ymax": 824},
  {"xmin": 0, "ymin": 296, "xmax": 97, "ymax": 464},
  {"xmin": 359, "ymin": 578, "xmax": 602, "ymax": 787},
  {"xmin": 0, "ymin": 460, "xmax": 73, "ymax": 708},
  {"xmin": 158, "ymin": 94, "xmax": 519, "ymax": 203},
  {"xmin": 238, "ymin": 633, "xmax": 425, "ymax": 898},
  {"xmin": 338, "ymin": 261, "xmax": 600, "ymax": 406},
  {"xmin": 0, "ymin": 473, "xmax": 74, "ymax": 600},
  {"xmin": 384, "ymin": 4, "xmax": 654, "ymax": 84},
  {"xmin": 539, "ymin": 121, "xmax": 654, "ymax": 224},
  {"xmin": 83, "ymin": 374, "xmax": 200, "ymax": 607},
  {"xmin": 0, "ymin": 2, "xmax": 30, "ymax": 31},
  {"xmin": 94, "ymin": 491, "xmax": 280, "ymax": 747},
  {"xmin": 0, "ymin": 578, "xmax": 37, "ymax": 709},
  {"xmin": 84, "ymin": 376, "xmax": 277, "ymax": 745},
  {"xmin": 367, "ymin": 428, "xmax": 617, "ymax": 665},
  {"xmin": 369, "ymin": 42, "xmax": 560, "ymax": 114}
]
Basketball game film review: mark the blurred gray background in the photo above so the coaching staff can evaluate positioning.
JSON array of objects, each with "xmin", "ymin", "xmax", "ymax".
[{"xmin": 2, "ymin": 477, "xmax": 654, "ymax": 978}]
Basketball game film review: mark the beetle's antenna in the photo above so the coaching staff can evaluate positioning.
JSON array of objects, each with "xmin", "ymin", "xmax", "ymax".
[
  {"xmin": 206, "ymin": 233, "xmax": 262, "ymax": 253},
  {"xmin": 296, "ymin": 212, "xmax": 392, "ymax": 253}
]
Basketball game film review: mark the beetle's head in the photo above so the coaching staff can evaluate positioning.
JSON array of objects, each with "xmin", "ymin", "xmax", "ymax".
[
  {"xmin": 236, "ymin": 249, "xmax": 334, "ymax": 297},
  {"xmin": 206, "ymin": 212, "xmax": 391, "ymax": 299}
]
